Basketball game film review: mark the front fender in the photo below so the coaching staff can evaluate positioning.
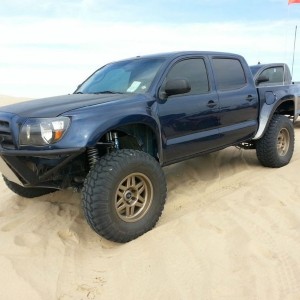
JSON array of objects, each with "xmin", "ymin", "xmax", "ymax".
[{"xmin": 58, "ymin": 100, "xmax": 163, "ymax": 161}]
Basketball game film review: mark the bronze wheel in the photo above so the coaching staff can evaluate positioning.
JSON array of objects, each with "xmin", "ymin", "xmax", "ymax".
[
  {"xmin": 277, "ymin": 128, "xmax": 290, "ymax": 156},
  {"xmin": 115, "ymin": 173, "xmax": 153, "ymax": 222}
]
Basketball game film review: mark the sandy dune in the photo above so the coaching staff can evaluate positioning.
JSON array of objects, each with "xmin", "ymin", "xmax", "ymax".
[{"xmin": 1, "ymin": 96, "xmax": 300, "ymax": 299}]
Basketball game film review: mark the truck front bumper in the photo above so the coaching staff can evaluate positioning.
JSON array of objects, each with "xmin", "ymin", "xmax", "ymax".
[{"xmin": 0, "ymin": 146, "xmax": 85, "ymax": 187}]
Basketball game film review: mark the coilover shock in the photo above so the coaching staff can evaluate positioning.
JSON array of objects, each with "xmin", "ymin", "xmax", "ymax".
[
  {"xmin": 112, "ymin": 132, "xmax": 120, "ymax": 150},
  {"xmin": 87, "ymin": 147, "xmax": 100, "ymax": 168},
  {"xmin": 87, "ymin": 131, "xmax": 120, "ymax": 168},
  {"xmin": 104, "ymin": 131, "xmax": 120, "ymax": 152}
]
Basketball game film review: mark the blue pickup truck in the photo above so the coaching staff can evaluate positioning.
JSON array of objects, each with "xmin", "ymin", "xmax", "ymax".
[{"xmin": 0, "ymin": 51, "xmax": 298, "ymax": 242}]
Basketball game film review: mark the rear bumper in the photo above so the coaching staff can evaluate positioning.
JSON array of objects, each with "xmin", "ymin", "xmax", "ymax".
[{"xmin": 0, "ymin": 146, "xmax": 85, "ymax": 187}]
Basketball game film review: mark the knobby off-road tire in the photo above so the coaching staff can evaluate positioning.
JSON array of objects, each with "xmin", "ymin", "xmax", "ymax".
[
  {"xmin": 256, "ymin": 115, "xmax": 294, "ymax": 168},
  {"xmin": 3, "ymin": 176, "xmax": 57, "ymax": 198},
  {"xmin": 81, "ymin": 149, "xmax": 167, "ymax": 243}
]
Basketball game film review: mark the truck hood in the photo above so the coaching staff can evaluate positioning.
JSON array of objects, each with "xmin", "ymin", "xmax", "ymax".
[{"xmin": 0, "ymin": 93, "xmax": 135, "ymax": 118}]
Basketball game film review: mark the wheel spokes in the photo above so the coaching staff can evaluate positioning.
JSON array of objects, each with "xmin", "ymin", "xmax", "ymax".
[
  {"xmin": 114, "ymin": 173, "xmax": 153, "ymax": 223},
  {"xmin": 277, "ymin": 128, "xmax": 289, "ymax": 156},
  {"xmin": 117, "ymin": 203, "xmax": 126, "ymax": 213}
]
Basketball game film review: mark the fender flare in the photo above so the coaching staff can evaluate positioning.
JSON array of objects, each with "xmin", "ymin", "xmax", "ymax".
[{"xmin": 253, "ymin": 98, "xmax": 294, "ymax": 140}]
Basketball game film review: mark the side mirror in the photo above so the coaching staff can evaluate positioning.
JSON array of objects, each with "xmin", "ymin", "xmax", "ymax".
[
  {"xmin": 165, "ymin": 78, "xmax": 191, "ymax": 97},
  {"xmin": 256, "ymin": 75, "xmax": 269, "ymax": 85}
]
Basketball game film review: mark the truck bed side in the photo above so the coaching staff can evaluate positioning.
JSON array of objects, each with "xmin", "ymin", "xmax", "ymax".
[{"xmin": 254, "ymin": 84, "xmax": 298, "ymax": 139}]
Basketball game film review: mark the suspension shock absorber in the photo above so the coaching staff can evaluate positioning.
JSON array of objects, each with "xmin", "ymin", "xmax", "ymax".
[
  {"xmin": 87, "ymin": 147, "xmax": 100, "ymax": 168},
  {"xmin": 106, "ymin": 132, "xmax": 113, "ymax": 154},
  {"xmin": 113, "ymin": 132, "xmax": 120, "ymax": 150},
  {"xmin": 105, "ymin": 131, "xmax": 120, "ymax": 152}
]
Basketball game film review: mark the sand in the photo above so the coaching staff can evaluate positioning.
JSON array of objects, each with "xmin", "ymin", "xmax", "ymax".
[{"xmin": 0, "ymin": 95, "xmax": 300, "ymax": 299}]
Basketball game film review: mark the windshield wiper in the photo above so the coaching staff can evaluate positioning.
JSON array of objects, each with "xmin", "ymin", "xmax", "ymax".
[
  {"xmin": 74, "ymin": 91, "xmax": 84, "ymax": 94},
  {"xmin": 93, "ymin": 91, "xmax": 123, "ymax": 94}
]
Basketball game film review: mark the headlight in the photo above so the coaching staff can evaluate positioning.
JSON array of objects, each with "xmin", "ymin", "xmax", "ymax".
[{"xmin": 19, "ymin": 117, "xmax": 70, "ymax": 146}]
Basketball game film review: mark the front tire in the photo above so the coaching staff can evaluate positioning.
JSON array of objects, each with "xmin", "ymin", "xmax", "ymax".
[
  {"xmin": 256, "ymin": 115, "xmax": 294, "ymax": 168},
  {"xmin": 81, "ymin": 149, "xmax": 167, "ymax": 243},
  {"xmin": 3, "ymin": 176, "xmax": 57, "ymax": 198}
]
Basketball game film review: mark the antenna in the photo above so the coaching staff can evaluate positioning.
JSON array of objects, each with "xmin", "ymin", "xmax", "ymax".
[{"xmin": 291, "ymin": 25, "xmax": 298, "ymax": 78}]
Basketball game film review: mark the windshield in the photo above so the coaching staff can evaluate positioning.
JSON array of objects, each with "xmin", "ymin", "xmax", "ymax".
[{"xmin": 76, "ymin": 58, "xmax": 165, "ymax": 94}]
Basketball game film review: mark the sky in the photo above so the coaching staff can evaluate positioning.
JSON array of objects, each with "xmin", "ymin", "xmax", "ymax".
[{"xmin": 0, "ymin": 0, "xmax": 299, "ymax": 98}]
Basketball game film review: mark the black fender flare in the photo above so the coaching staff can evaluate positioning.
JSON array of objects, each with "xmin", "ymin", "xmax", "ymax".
[{"xmin": 253, "ymin": 97, "xmax": 295, "ymax": 140}]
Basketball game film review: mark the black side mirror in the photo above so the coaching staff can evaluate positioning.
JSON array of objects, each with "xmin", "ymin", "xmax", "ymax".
[
  {"xmin": 256, "ymin": 75, "xmax": 269, "ymax": 85},
  {"xmin": 165, "ymin": 78, "xmax": 191, "ymax": 97}
]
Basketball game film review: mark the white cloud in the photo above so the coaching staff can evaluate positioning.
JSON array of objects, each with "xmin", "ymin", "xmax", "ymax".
[{"xmin": 0, "ymin": 17, "xmax": 299, "ymax": 98}]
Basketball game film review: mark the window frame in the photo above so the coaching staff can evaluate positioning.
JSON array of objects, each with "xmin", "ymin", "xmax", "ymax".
[
  {"xmin": 161, "ymin": 57, "xmax": 211, "ymax": 97},
  {"xmin": 212, "ymin": 57, "xmax": 247, "ymax": 91}
]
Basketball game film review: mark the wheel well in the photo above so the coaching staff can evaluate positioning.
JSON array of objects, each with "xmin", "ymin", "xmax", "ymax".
[
  {"xmin": 101, "ymin": 124, "xmax": 159, "ymax": 159},
  {"xmin": 274, "ymin": 100, "xmax": 294, "ymax": 118},
  {"xmin": 117, "ymin": 124, "xmax": 158, "ymax": 157}
]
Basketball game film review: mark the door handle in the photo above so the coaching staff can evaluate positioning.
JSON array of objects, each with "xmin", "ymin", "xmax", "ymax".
[
  {"xmin": 246, "ymin": 95, "xmax": 255, "ymax": 101},
  {"xmin": 207, "ymin": 100, "xmax": 217, "ymax": 108}
]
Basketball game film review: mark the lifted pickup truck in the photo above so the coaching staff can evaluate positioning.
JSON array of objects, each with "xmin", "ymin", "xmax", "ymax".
[{"xmin": 0, "ymin": 51, "xmax": 298, "ymax": 242}]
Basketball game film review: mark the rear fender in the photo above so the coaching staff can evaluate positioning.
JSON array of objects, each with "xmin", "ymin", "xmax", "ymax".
[{"xmin": 253, "ymin": 97, "xmax": 294, "ymax": 140}]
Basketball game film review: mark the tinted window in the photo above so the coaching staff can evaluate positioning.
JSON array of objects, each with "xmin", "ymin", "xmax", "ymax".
[
  {"xmin": 166, "ymin": 58, "xmax": 209, "ymax": 95},
  {"xmin": 213, "ymin": 58, "xmax": 246, "ymax": 90},
  {"xmin": 259, "ymin": 67, "xmax": 284, "ymax": 85}
]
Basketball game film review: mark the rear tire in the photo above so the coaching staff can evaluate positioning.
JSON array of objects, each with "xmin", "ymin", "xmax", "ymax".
[
  {"xmin": 256, "ymin": 115, "xmax": 294, "ymax": 168},
  {"xmin": 3, "ymin": 176, "xmax": 57, "ymax": 198},
  {"xmin": 81, "ymin": 149, "xmax": 167, "ymax": 243}
]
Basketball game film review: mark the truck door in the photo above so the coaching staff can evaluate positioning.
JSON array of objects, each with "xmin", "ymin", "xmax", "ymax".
[
  {"xmin": 211, "ymin": 57, "xmax": 259, "ymax": 146},
  {"xmin": 157, "ymin": 57, "xmax": 220, "ymax": 164}
]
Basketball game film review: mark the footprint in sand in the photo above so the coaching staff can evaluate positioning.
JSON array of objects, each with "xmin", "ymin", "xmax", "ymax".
[
  {"xmin": 1, "ymin": 219, "xmax": 23, "ymax": 232},
  {"xmin": 14, "ymin": 232, "xmax": 41, "ymax": 247},
  {"xmin": 14, "ymin": 198, "xmax": 29, "ymax": 209},
  {"xmin": 57, "ymin": 229, "xmax": 79, "ymax": 245},
  {"xmin": 0, "ymin": 198, "xmax": 29, "ymax": 218},
  {"xmin": 0, "ymin": 199, "xmax": 30, "ymax": 231}
]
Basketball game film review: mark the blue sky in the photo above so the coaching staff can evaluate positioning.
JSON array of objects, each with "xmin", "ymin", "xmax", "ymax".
[{"xmin": 0, "ymin": 0, "xmax": 299, "ymax": 98}]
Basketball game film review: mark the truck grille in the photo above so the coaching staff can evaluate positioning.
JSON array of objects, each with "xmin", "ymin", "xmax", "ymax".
[{"xmin": 0, "ymin": 120, "xmax": 15, "ymax": 149}]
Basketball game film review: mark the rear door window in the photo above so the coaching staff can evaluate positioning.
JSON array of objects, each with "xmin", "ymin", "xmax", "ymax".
[{"xmin": 212, "ymin": 58, "xmax": 246, "ymax": 90}]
